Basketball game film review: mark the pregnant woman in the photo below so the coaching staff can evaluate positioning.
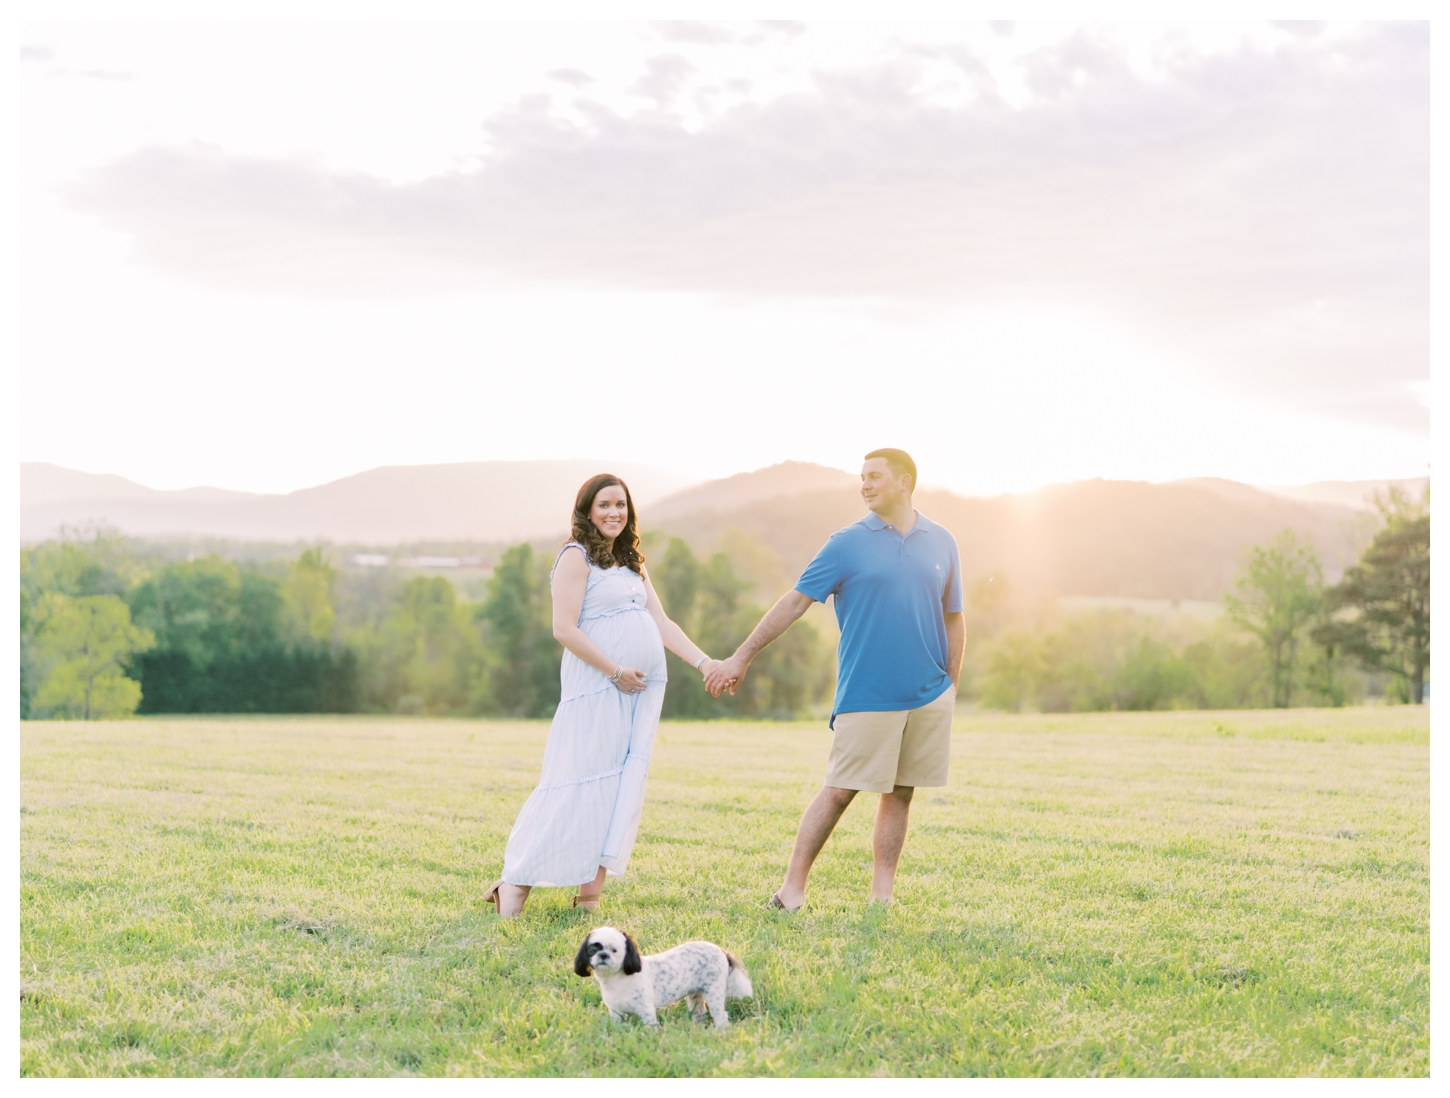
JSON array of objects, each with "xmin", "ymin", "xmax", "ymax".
[{"xmin": 484, "ymin": 474, "xmax": 718, "ymax": 917}]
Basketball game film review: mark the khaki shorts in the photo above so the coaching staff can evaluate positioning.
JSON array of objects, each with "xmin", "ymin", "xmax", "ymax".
[{"xmin": 825, "ymin": 688, "xmax": 956, "ymax": 793}]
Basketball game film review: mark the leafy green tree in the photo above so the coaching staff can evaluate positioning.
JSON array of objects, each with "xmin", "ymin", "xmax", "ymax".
[
  {"xmin": 285, "ymin": 548, "xmax": 338, "ymax": 647},
  {"xmin": 1033, "ymin": 611, "xmax": 1139, "ymax": 712},
  {"xmin": 654, "ymin": 537, "xmax": 703, "ymax": 622},
  {"xmin": 129, "ymin": 556, "xmax": 250, "ymax": 668},
  {"xmin": 958, "ymin": 572, "xmax": 1019, "ymax": 699},
  {"xmin": 1114, "ymin": 636, "xmax": 1194, "ymax": 711},
  {"xmin": 650, "ymin": 539, "xmax": 728, "ymax": 718},
  {"xmin": 127, "ymin": 555, "xmax": 358, "ymax": 713},
  {"xmin": 1316, "ymin": 488, "xmax": 1430, "ymax": 703},
  {"xmin": 995, "ymin": 610, "xmax": 1197, "ymax": 713},
  {"xmin": 477, "ymin": 544, "xmax": 560, "ymax": 717},
  {"xmin": 363, "ymin": 576, "xmax": 488, "ymax": 715},
  {"xmin": 980, "ymin": 628, "xmax": 1043, "ymax": 712},
  {"xmin": 28, "ymin": 593, "xmax": 155, "ymax": 719},
  {"xmin": 648, "ymin": 536, "xmax": 833, "ymax": 719},
  {"xmin": 20, "ymin": 526, "xmax": 141, "ymax": 602},
  {"xmin": 971, "ymin": 608, "xmax": 1284, "ymax": 714},
  {"xmin": 740, "ymin": 612, "xmax": 833, "ymax": 719},
  {"xmin": 1223, "ymin": 531, "xmax": 1323, "ymax": 708},
  {"xmin": 21, "ymin": 528, "xmax": 146, "ymax": 717},
  {"xmin": 1300, "ymin": 601, "xmax": 1358, "ymax": 707},
  {"xmin": 1180, "ymin": 628, "xmax": 1269, "ymax": 709}
]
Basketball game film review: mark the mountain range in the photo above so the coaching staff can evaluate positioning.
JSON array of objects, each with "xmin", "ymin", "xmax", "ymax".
[
  {"xmin": 20, "ymin": 460, "xmax": 692, "ymax": 545},
  {"xmin": 647, "ymin": 471, "xmax": 1388, "ymax": 603},
  {"xmin": 21, "ymin": 460, "xmax": 1425, "ymax": 602}
]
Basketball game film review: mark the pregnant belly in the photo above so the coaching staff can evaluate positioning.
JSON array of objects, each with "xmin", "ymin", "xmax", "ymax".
[{"xmin": 581, "ymin": 608, "xmax": 667, "ymax": 678}]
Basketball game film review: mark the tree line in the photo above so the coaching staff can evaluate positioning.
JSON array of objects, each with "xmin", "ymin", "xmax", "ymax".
[
  {"xmin": 970, "ymin": 488, "xmax": 1429, "ymax": 711},
  {"xmin": 19, "ymin": 488, "xmax": 1426, "ymax": 719},
  {"xmin": 19, "ymin": 530, "xmax": 835, "ymax": 720}
]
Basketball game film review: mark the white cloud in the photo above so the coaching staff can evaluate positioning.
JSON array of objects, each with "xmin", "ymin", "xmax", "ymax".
[
  {"xmin": 15, "ymin": 20, "xmax": 1429, "ymax": 493},
  {"xmin": 57, "ymin": 22, "xmax": 1427, "ymax": 432}
]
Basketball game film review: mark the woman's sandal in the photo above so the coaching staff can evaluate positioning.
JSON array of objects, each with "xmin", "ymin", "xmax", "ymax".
[
  {"xmin": 572, "ymin": 893, "xmax": 601, "ymax": 911},
  {"xmin": 483, "ymin": 879, "xmax": 504, "ymax": 908},
  {"xmin": 768, "ymin": 892, "xmax": 802, "ymax": 913}
]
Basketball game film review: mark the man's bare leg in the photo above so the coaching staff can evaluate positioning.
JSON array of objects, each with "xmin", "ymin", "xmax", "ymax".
[
  {"xmin": 775, "ymin": 785, "xmax": 858, "ymax": 909},
  {"xmin": 869, "ymin": 785, "xmax": 915, "ymax": 903}
]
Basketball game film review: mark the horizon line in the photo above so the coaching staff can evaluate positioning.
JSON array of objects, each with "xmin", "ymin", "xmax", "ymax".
[{"xmin": 19, "ymin": 457, "xmax": 1431, "ymax": 503}]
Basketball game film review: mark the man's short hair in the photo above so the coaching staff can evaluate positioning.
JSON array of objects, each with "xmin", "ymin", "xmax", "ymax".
[{"xmin": 864, "ymin": 448, "xmax": 917, "ymax": 491}]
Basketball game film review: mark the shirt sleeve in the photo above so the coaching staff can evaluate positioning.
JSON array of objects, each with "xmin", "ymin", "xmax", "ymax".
[
  {"xmin": 941, "ymin": 534, "xmax": 964, "ymax": 613},
  {"xmin": 794, "ymin": 532, "xmax": 846, "ymax": 604}
]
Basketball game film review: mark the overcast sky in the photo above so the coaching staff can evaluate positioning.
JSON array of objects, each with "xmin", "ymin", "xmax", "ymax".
[{"xmin": 15, "ymin": 19, "xmax": 1429, "ymax": 495}]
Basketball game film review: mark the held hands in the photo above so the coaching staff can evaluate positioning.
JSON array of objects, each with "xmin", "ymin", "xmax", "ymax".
[
  {"xmin": 695, "ymin": 656, "xmax": 739, "ymax": 697},
  {"xmin": 612, "ymin": 666, "xmax": 648, "ymax": 694},
  {"xmin": 704, "ymin": 653, "xmax": 747, "ymax": 697},
  {"xmin": 697, "ymin": 657, "xmax": 734, "ymax": 695}
]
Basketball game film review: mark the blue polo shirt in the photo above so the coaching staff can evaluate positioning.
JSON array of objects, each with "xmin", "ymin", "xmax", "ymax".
[{"xmin": 795, "ymin": 510, "xmax": 962, "ymax": 725}]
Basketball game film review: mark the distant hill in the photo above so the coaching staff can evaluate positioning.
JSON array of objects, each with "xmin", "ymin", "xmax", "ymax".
[
  {"xmin": 652, "ymin": 478, "xmax": 1376, "ymax": 602},
  {"xmin": 22, "ymin": 460, "xmax": 1411, "ymax": 602},
  {"xmin": 20, "ymin": 461, "xmax": 691, "ymax": 544},
  {"xmin": 1258, "ymin": 477, "xmax": 1429, "ymax": 511},
  {"xmin": 22, "ymin": 463, "xmax": 257, "ymax": 506},
  {"xmin": 643, "ymin": 461, "xmax": 855, "ymax": 521}
]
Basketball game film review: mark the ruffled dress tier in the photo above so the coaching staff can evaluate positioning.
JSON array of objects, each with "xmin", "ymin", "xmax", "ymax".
[{"xmin": 500, "ymin": 543, "xmax": 668, "ymax": 888}]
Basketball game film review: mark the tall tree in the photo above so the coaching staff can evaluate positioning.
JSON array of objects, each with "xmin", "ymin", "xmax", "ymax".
[
  {"xmin": 128, "ymin": 555, "xmax": 246, "ymax": 669},
  {"xmin": 126, "ymin": 555, "xmax": 358, "ymax": 714},
  {"xmin": 285, "ymin": 548, "xmax": 338, "ymax": 647},
  {"xmin": 28, "ymin": 593, "xmax": 155, "ymax": 719},
  {"xmin": 20, "ymin": 525, "xmax": 141, "ymax": 602},
  {"xmin": 372, "ymin": 575, "xmax": 486, "ymax": 714},
  {"xmin": 1222, "ymin": 530, "xmax": 1323, "ymax": 708},
  {"xmin": 654, "ymin": 537, "xmax": 703, "ymax": 624},
  {"xmin": 477, "ymin": 544, "xmax": 561, "ymax": 717},
  {"xmin": 1316, "ymin": 488, "xmax": 1430, "ymax": 703},
  {"xmin": 647, "ymin": 536, "xmax": 833, "ymax": 719},
  {"xmin": 21, "ymin": 528, "xmax": 144, "ymax": 716}
]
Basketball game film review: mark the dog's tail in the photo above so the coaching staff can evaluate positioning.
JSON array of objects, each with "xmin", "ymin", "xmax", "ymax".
[{"xmin": 725, "ymin": 951, "xmax": 753, "ymax": 999}]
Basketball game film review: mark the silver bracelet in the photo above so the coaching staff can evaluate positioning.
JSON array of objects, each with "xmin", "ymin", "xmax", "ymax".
[
  {"xmin": 693, "ymin": 653, "xmax": 709, "ymax": 669},
  {"xmin": 609, "ymin": 665, "xmax": 623, "ymax": 683}
]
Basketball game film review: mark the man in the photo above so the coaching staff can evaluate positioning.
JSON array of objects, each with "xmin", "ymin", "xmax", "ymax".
[{"xmin": 706, "ymin": 448, "xmax": 965, "ymax": 909}]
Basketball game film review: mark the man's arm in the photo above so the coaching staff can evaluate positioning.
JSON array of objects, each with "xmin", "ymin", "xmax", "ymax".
[
  {"xmin": 944, "ymin": 610, "xmax": 965, "ymax": 690},
  {"xmin": 704, "ymin": 589, "xmax": 814, "ymax": 697}
]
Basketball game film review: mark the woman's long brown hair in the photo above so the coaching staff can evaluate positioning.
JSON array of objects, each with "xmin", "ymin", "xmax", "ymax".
[{"xmin": 570, "ymin": 474, "xmax": 645, "ymax": 574}]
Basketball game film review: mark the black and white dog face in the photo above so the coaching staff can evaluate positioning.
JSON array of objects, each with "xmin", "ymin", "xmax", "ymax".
[{"xmin": 574, "ymin": 927, "xmax": 642, "ymax": 978}]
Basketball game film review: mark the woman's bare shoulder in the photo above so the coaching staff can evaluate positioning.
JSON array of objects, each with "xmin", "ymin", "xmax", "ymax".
[{"xmin": 552, "ymin": 542, "xmax": 591, "ymax": 578}]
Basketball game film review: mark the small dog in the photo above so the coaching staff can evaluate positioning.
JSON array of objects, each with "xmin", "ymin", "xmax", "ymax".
[{"xmin": 573, "ymin": 927, "xmax": 753, "ymax": 1028}]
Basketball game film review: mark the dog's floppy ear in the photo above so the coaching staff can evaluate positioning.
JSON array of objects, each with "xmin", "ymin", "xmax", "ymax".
[
  {"xmin": 621, "ymin": 933, "xmax": 643, "ymax": 976},
  {"xmin": 573, "ymin": 936, "xmax": 594, "ymax": 978}
]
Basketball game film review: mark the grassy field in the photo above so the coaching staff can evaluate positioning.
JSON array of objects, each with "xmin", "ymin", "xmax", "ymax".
[{"xmin": 20, "ymin": 707, "xmax": 1429, "ymax": 1077}]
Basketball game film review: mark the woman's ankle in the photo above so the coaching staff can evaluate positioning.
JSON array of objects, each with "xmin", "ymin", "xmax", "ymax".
[
  {"xmin": 498, "ymin": 883, "xmax": 530, "ymax": 917},
  {"xmin": 579, "ymin": 866, "xmax": 607, "ymax": 900}
]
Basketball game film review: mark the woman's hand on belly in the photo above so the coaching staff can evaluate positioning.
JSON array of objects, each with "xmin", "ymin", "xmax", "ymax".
[{"xmin": 615, "ymin": 667, "xmax": 648, "ymax": 694}]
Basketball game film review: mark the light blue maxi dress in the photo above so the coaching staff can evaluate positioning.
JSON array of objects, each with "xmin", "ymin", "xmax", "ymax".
[{"xmin": 500, "ymin": 543, "xmax": 668, "ymax": 887}]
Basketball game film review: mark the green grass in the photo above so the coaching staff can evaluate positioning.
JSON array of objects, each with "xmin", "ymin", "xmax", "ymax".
[{"xmin": 20, "ymin": 707, "xmax": 1429, "ymax": 1077}]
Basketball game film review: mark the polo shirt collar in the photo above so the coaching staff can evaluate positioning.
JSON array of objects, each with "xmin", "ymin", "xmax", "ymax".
[{"xmin": 862, "ymin": 509, "xmax": 931, "ymax": 534}]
